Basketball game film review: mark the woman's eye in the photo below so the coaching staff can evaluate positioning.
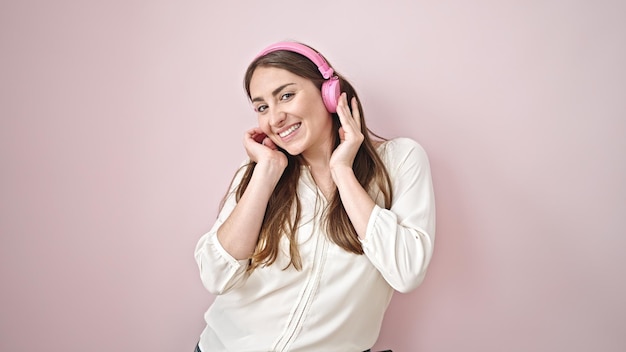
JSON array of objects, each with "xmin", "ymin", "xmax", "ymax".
[
  {"xmin": 280, "ymin": 93, "xmax": 294, "ymax": 101},
  {"xmin": 256, "ymin": 105, "xmax": 268, "ymax": 113}
]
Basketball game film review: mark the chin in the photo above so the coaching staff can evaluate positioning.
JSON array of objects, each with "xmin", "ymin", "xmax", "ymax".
[
  {"xmin": 281, "ymin": 144, "xmax": 305, "ymax": 156},
  {"xmin": 283, "ymin": 148, "xmax": 302, "ymax": 156}
]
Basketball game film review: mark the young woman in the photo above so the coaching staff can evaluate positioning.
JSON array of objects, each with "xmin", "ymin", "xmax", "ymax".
[{"xmin": 194, "ymin": 41, "xmax": 436, "ymax": 352}]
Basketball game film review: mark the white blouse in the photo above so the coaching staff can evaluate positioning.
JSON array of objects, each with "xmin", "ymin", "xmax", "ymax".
[{"xmin": 195, "ymin": 137, "xmax": 436, "ymax": 352}]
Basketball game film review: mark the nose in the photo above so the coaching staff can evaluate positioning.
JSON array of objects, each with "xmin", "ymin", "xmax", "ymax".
[{"xmin": 269, "ymin": 107, "xmax": 286, "ymax": 127}]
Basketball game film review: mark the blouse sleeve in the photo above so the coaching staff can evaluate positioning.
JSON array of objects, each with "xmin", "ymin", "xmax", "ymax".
[
  {"xmin": 361, "ymin": 138, "xmax": 436, "ymax": 293},
  {"xmin": 194, "ymin": 163, "xmax": 250, "ymax": 295}
]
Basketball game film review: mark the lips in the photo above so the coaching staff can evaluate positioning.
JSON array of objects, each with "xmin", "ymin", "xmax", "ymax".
[{"xmin": 278, "ymin": 123, "xmax": 301, "ymax": 138}]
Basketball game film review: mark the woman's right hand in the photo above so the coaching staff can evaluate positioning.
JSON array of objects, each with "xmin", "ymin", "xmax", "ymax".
[{"xmin": 244, "ymin": 127, "xmax": 288, "ymax": 171}]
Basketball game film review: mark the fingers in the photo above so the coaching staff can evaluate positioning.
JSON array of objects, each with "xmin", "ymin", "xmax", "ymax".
[
  {"xmin": 263, "ymin": 136, "xmax": 278, "ymax": 150},
  {"xmin": 245, "ymin": 127, "xmax": 263, "ymax": 142},
  {"xmin": 350, "ymin": 96, "xmax": 361, "ymax": 130},
  {"xmin": 336, "ymin": 93, "xmax": 362, "ymax": 134},
  {"xmin": 338, "ymin": 126, "xmax": 345, "ymax": 142},
  {"xmin": 245, "ymin": 128, "xmax": 279, "ymax": 152}
]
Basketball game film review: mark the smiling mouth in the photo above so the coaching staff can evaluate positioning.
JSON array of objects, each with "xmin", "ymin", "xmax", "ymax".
[{"xmin": 278, "ymin": 123, "xmax": 301, "ymax": 138}]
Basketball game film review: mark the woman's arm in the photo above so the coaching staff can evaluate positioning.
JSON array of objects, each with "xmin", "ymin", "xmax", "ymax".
[
  {"xmin": 329, "ymin": 93, "xmax": 375, "ymax": 237},
  {"xmin": 330, "ymin": 96, "xmax": 435, "ymax": 292},
  {"xmin": 194, "ymin": 128, "xmax": 287, "ymax": 294},
  {"xmin": 360, "ymin": 138, "xmax": 436, "ymax": 293},
  {"xmin": 217, "ymin": 127, "xmax": 287, "ymax": 259},
  {"xmin": 217, "ymin": 159, "xmax": 285, "ymax": 259}
]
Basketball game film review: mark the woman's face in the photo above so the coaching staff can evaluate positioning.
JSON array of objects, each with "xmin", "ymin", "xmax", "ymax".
[{"xmin": 249, "ymin": 66, "xmax": 334, "ymax": 159}]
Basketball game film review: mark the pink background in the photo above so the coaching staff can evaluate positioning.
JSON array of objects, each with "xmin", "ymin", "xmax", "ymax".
[{"xmin": 1, "ymin": 1, "xmax": 625, "ymax": 351}]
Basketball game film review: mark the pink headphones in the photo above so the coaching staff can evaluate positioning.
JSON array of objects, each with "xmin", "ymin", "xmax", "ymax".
[{"xmin": 254, "ymin": 42, "xmax": 341, "ymax": 113}]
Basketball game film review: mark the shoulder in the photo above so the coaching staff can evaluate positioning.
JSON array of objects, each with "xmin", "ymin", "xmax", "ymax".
[
  {"xmin": 378, "ymin": 137, "xmax": 423, "ymax": 150},
  {"xmin": 375, "ymin": 137, "xmax": 432, "ymax": 182},
  {"xmin": 377, "ymin": 137, "xmax": 429, "ymax": 165}
]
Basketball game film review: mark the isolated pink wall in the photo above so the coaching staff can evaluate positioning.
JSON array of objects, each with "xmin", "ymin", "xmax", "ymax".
[{"xmin": 1, "ymin": 1, "xmax": 625, "ymax": 351}]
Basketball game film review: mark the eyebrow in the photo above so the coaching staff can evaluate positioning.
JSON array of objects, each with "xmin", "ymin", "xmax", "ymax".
[{"xmin": 251, "ymin": 83, "xmax": 296, "ymax": 103}]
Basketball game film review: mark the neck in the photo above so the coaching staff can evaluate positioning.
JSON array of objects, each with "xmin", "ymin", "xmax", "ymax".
[{"xmin": 301, "ymin": 134, "xmax": 334, "ymax": 171}]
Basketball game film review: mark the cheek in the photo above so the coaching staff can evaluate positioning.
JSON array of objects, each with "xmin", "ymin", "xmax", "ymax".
[{"xmin": 257, "ymin": 118, "xmax": 271, "ymax": 134}]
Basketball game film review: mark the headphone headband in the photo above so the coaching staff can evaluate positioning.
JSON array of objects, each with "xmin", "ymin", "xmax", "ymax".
[
  {"xmin": 254, "ymin": 42, "xmax": 335, "ymax": 79},
  {"xmin": 252, "ymin": 41, "xmax": 341, "ymax": 113}
]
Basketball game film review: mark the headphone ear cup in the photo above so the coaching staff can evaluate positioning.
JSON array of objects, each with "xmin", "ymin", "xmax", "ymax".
[{"xmin": 321, "ymin": 76, "xmax": 341, "ymax": 113}]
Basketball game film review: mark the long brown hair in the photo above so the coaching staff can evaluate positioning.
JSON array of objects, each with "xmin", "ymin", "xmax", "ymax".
[{"xmin": 233, "ymin": 43, "xmax": 392, "ymax": 272}]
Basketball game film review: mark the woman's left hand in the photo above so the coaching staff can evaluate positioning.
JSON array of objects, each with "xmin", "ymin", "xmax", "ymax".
[{"xmin": 330, "ymin": 93, "xmax": 364, "ymax": 171}]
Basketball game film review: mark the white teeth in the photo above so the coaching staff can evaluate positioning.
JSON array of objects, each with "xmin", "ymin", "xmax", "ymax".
[{"xmin": 278, "ymin": 123, "xmax": 301, "ymax": 138}]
